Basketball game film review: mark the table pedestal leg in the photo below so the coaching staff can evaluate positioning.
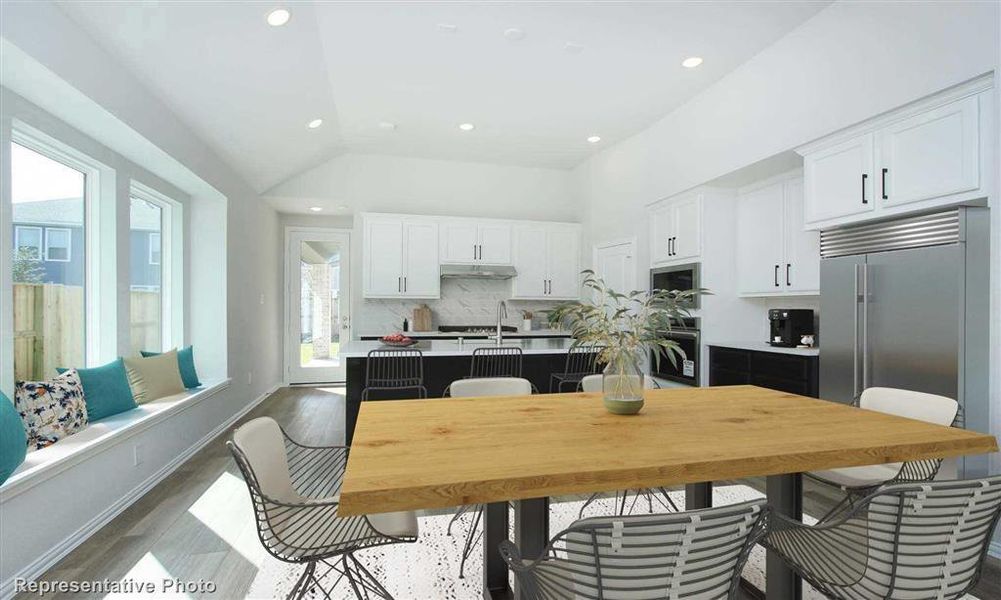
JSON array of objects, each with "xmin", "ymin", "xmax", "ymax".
[
  {"xmin": 685, "ymin": 482, "xmax": 713, "ymax": 509},
  {"xmin": 767, "ymin": 473, "xmax": 803, "ymax": 600},
  {"xmin": 514, "ymin": 498, "xmax": 549, "ymax": 599},
  {"xmin": 483, "ymin": 502, "xmax": 511, "ymax": 600}
]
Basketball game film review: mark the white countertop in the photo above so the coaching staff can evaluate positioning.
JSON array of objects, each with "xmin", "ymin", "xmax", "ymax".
[
  {"xmin": 357, "ymin": 328, "xmax": 571, "ymax": 339},
  {"xmin": 340, "ymin": 337, "xmax": 581, "ymax": 358},
  {"xmin": 706, "ymin": 340, "xmax": 820, "ymax": 357}
]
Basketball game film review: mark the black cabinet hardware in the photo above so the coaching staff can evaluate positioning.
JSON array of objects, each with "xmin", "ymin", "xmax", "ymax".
[
  {"xmin": 861, "ymin": 173, "xmax": 868, "ymax": 204},
  {"xmin": 668, "ymin": 237, "xmax": 676, "ymax": 256},
  {"xmin": 881, "ymin": 168, "xmax": 888, "ymax": 200},
  {"xmin": 398, "ymin": 276, "xmax": 402, "ymax": 292},
  {"xmin": 404, "ymin": 276, "xmax": 407, "ymax": 292},
  {"xmin": 786, "ymin": 264, "xmax": 791, "ymax": 286},
  {"xmin": 774, "ymin": 265, "xmax": 779, "ymax": 287}
]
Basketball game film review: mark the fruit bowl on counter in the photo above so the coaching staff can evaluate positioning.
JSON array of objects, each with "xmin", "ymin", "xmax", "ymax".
[{"xmin": 380, "ymin": 333, "xmax": 417, "ymax": 347}]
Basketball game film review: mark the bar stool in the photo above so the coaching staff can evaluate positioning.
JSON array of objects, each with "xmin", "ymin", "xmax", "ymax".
[
  {"xmin": 361, "ymin": 348, "xmax": 427, "ymax": 401},
  {"xmin": 549, "ymin": 346, "xmax": 601, "ymax": 392},
  {"xmin": 470, "ymin": 346, "xmax": 523, "ymax": 378}
]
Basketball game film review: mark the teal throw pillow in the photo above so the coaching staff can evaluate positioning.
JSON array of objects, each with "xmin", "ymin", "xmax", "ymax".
[
  {"xmin": 76, "ymin": 358, "xmax": 137, "ymax": 421},
  {"xmin": 0, "ymin": 391, "xmax": 28, "ymax": 485}
]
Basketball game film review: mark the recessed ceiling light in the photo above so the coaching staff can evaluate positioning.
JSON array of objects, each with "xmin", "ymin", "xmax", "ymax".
[
  {"xmin": 504, "ymin": 28, "xmax": 526, "ymax": 41},
  {"xmin": 378, "ymin": 121, "xmax": 397, "ymax": 131},
  {"xmin": 309, "ymin": 206, "xmax": 323, "ymax": 212},
  {"xmin": 307, "ymin": 119, "xmax": 323, "ymax": 129},
  {"xmin": 681, "ymin": 56, "xmax": 704, "ymax": 69},
  {"xmin": 437, "ymin": 23, "xmax": 458, "ymax": 34},
  {"xmin": 336, "ymin": 205, "xmax": 350, "ymax": 210},
  {"xmin": 587, "ymin": 135, "xmax": 602, "ymax": 144},
  {"xmin": 266, "ymin": 8, "xmax": 291, "ymax": 27},
  {"xmin": 458, "ymin": 123, "xmax": 475, "ymax": 132}
]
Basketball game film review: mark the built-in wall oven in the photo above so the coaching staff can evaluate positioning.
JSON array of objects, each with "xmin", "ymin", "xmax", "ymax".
[
  {"xmin": 650, "ymin": 263, "xmax": 701, "ymax": 309},
  {"xmin": 650, "ymin": 317, "xmax": 700, "ymax": 386}
]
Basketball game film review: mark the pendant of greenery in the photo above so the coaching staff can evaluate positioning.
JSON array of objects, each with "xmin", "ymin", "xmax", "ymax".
[{"xmin": 546, "ymin": 270, "xmax": 706, "ymax": 375}]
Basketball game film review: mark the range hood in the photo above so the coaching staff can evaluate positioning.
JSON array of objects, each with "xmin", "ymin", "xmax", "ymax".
[{"xmin": 440, "ymin": 264, "xmax": 518, "ymax": 280}]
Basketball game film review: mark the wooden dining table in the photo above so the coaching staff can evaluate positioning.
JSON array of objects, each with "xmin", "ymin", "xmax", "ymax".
[{"xmin": 338, "ymin": 385, "xmax": 998, "ymax": 600}]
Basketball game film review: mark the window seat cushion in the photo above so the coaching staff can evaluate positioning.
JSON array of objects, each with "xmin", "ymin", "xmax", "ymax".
[{"xmin": 1, "ymin": 379, "xmax": 228, "ymax": 497}]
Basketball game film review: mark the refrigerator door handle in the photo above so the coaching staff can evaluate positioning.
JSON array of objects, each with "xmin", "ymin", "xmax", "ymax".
[
  {"xmin": 853, "ymin": 263, "xmax": 861, "ymax": 402},
  {"xmin": 861, "ymin": 262, "xmax": 870, "ymax": 391}
]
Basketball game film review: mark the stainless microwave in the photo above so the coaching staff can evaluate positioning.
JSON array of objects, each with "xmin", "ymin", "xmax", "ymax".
[{"xmin": 650, "ymin": 263, "xmax": 700, "ymax": 309}]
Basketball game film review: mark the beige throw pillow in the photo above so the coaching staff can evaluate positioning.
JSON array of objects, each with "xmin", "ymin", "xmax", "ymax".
[{"xmin": 125, "ymin": 350, "xmax": 186, "ymax": 404}]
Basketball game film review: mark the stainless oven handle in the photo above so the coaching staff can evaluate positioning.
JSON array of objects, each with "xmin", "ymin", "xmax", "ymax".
[{"xmin": 665, "ymin": 331, "xmax": 700, "ymax": 339}]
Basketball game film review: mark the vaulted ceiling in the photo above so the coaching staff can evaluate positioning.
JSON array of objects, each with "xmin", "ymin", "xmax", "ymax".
[{"xmin": 57, "ymin": 1, "xmax": 830, "ymax": 193}]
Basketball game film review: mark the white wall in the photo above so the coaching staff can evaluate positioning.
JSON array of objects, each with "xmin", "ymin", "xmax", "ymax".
[
  {"xmin": 0, "ymin": 1, "xmax": 284, "ymax": 588},
  {"xmin": 573, "ymin": 0, "xmax": 999, "ymax": 547}
]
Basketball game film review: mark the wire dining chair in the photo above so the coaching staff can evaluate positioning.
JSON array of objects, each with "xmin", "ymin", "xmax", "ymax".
[
  {"xmin": 228, "ymin": 417, "xmax": 418, "ymax": 599},
  {"xmin": 549, "ymin": 346, "xmax": 602, "ymax": 392},
  {"xmin": 361, "ymin": 348, "xmax": 427, "ymax": 401},
  {"xmin": 470, "ymin": 346, "xmax": 524, "ymax": 378},
  {"xmin": 764, "ymin": 476, "xmax": 1001, "ymax": 600},
  {"xmin": 807, "ymin": 387, "xmax": 960, "ymax": 521},
  {"xmin": 500, "ymin": 499, "xmax": 768, "ymax": 600}
]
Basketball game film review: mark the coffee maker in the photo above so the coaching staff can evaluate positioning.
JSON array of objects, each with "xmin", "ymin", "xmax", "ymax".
[{"xmin": 768, "ymin": 309, "xmax": 814, "ymax": 347}]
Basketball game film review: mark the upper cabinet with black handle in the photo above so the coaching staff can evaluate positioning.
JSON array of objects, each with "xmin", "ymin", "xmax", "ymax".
[
  {"xmin": 650, "ymin": 192, "xmax": 702, "ymax": 266},
  {"xmin": 440, "ymin": 220, "xmax": 513, "ymax": 265},
  {"xmin": 800, "ymin": 77, "xmax": 992, "ymax": 231},
  {"xmin": 735, "ymin": 172, "xmax": 819, "ymax": 296}
]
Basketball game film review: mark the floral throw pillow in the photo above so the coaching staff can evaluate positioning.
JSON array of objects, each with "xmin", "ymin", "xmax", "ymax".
[{"xmin": 15, "ymin": 370, "xmax": 88, "ymax": 451}]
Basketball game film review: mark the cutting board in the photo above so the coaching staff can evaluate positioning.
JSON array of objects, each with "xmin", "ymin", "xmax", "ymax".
[{"xmin": 412, "ymin": 304, "xmax": 433, "ymax": 332}]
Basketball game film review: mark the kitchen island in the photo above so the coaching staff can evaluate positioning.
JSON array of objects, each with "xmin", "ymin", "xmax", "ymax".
[{"xmin": 341, "ymin": 338, "xmax": 595, "ymax": 444}]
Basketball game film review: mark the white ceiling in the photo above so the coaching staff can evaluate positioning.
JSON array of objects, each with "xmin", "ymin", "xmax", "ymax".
[{"xmin": 57, "ymin": 1, "xmax": 830, "ymax": 193}]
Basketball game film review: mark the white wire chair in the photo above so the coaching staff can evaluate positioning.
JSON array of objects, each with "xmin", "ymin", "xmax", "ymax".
[
  {"xmin": 228, "ymin": 417, "xmax": 418, "ymax": 599},
  {"xmin": 500, "ymin": 499, "xmax": 768, "ymax": 600},
  {"xmin": 764, "ymin": 476, "xmax": 1001, "ymax": 600},
  {"xmin": 577, "ymin": 375, "xmax": 680, "ymax": 518},
  {"xmin": 445, "ymin": 377, "xmax": 534, "ymax": 578},
  {"xmin": 807, "ymin": 387, "xmax": 960, "ymax": 522}
]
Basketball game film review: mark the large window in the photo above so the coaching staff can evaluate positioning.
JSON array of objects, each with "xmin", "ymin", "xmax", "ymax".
[
  {"xmin": 10, "ymin": 141, "xmax": 87, "ymax": 380},
  {"xmin": 129, "ymin": 186, "xmax": 176, "ymax": 356}
]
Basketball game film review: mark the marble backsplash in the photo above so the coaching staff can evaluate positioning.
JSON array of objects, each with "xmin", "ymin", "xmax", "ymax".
[{"xmin": 355, "ymin": 278, "xmax": 563, "ymax": 335}]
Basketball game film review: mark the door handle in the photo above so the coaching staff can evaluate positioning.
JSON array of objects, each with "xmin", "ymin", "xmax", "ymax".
[
  {"xmin": 774, "ymin": 265, "xmax": 779, "ymax": 287},
  {"xmin": 881, "ymin": 168, "xmax": 888, "ymax": 200},
  {"xmin": 786, "ymin": 263, "xmax": 791, "ymax": 286},
  {"xmin": 861, "ymin": 173, "xmax": 868, "ymax": 204}
]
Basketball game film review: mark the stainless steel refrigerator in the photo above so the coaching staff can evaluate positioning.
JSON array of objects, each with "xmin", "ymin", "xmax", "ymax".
[{"xmin": 819, "ymin": 207, "xmax": 991, "ymax": 478}]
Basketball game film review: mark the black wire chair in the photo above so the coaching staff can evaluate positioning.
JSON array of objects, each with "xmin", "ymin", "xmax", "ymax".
[
  {"xmin": 362, "ymin": 348, "xmax": 427, "ymax": 401},
  {"xmin": 549, "ymin": 347, "xmax": 602, "ymax": 393},
  {"xmin": 500, "ymin": 499, "xmax": 768, "ymax": 600},
  {"xmin": 228, "ymin": 417, "xmax": 418, "ymax": 599},
  {"xmin": 807, "ymin": 387, "xmax": 962, "ymax": 522},
  {"xmin": 470, "ymin": 346, "xmax": 524, "ymax": 378},
  {"xmin": 764, "ymin": 476, "xmax": 1001, "ymax": 600}
]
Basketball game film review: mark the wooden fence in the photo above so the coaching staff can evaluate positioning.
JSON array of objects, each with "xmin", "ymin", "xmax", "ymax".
[{"xmin": 12, "ymin": 284, "xmax": 160, "ymax": 381}]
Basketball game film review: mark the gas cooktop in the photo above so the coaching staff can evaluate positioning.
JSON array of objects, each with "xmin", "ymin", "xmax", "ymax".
[{"xmin": 438, "ymin": 325, "xmax": 518, "ymax": 334}]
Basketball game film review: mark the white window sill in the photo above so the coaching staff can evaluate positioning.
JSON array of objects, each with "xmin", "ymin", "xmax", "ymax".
[{"xmin": 0, "ymin": 378, "xmax": 231, "ymax": 500}]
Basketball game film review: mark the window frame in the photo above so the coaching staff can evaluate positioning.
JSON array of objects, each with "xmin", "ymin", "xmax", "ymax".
[
  {"xmin": 148, "ymin": 232, "xmax": 161, "ymax": 266},
  {"xmin": 14, "ymin": 225, "xmax": 42, "ymax": 258},
  {"xmin": 43, "ymin": 227, "xmax": 72, "ymax": 262},
  {"xmin": 130, "ymin": 182, "xmax": 181, "ymax": 352}
]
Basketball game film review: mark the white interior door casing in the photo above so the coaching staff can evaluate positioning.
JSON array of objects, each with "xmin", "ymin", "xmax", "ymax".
[
  {"xmin": 877, "ymin": 95, "xmax": 980, "ymax": 208},
  {"xmin": 803, "ymin": 133, "xmax": 875, "ymax": 223},
  {"xmin": 285, "ymin": 228, "xmax": 351, "ymax": 384}
]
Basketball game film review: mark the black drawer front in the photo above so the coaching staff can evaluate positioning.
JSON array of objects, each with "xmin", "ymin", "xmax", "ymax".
[
  {"xmin": 750, "ymin": 351, "xmax": 811, "ymax": 382},
  {"xmin": 710, "ymin": 367, "xmax": 752, "ymax": 387},
  {"xmin": 710, "ymin": 347, "xmax": 750, "ymax": 372},
  {"xmin": 752, "ymin": 374, "xmax": 812, "ymax": 396}
]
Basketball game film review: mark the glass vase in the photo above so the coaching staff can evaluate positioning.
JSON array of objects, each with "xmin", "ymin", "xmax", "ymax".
[{"xmin": 602, "ymin": 352, "xmax": 645, "ymax": 415}]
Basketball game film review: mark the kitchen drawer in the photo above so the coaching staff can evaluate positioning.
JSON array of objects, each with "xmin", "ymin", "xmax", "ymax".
[
  {"xmin": 751, "ymin": 374, "xmax": 813, "ymax": 396},
  {"xmin": 710, "ymin": 347, "xmax": 751, "ymax": 372},
  {"xmin": 750, "ymin": 351, "xmax": 812, "ymax": 382},
  {"xmin": 710, "ymin": 367, "xmax": 752, "ymax": 387}
]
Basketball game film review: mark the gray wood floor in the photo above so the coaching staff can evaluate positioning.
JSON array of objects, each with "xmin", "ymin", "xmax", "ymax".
[{"xmin": 20, "ymin": 386, "xmax": 1000, "ymax": 599}]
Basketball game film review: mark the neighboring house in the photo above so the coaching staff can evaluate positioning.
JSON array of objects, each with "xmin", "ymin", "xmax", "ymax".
[{"xmin": 12, "ymin": 197, "xmax": 161, "ymax": 290}]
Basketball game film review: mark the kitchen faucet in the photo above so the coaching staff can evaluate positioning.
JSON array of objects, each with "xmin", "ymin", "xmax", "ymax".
[{"xmin": 493, "ymin": 300, "xmax": 508, "ymax": 345}]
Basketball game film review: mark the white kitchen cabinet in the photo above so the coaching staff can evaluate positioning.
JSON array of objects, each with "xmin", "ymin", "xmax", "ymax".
[
  {"xmin": 363, "ymin": 215, "xmax": 439, "ymax": 298},
  {"xmin": 876, "ymin": 95, "xmax": 980, "ymax": 208},
  {"xmin": 736, "ymin": 175, "xmax": 819, "ymax": 296},
  {"xmin": 439, "ymin": 220, "xmax": 512, "ymax": 265},
  {"xmin": 512, "ymin": 224, "xmax": 581, "ymax": 300},
  {"xmin": 803, "ymin": 133, "xmax": 875, "ymax": 225},
  {"xmin": 800, "ymin": 78, "xmax": 992, "ymax": 230},
  {"xmin": 649, "ymin": 193, "xmax": 702, "ymax": 266}
]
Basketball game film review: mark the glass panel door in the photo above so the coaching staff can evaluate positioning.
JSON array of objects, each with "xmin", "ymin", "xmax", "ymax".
[{"xmin": 286, "ymin": 230, "xmax": 350, "ymax": 383}]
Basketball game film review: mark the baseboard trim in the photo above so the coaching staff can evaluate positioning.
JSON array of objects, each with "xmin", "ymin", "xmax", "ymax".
[{"xmin": 1, "ymin": 382, "xmax": 281, "ymax": 599}]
